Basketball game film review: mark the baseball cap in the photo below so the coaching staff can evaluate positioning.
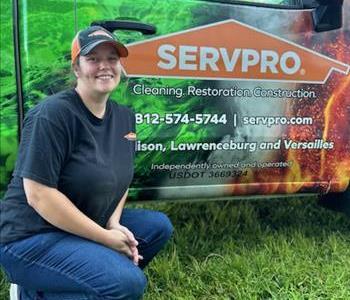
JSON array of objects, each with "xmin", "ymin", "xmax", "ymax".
[{"xmin": 71, "ymin": 25, "xmax": 128, "ymax": 63}]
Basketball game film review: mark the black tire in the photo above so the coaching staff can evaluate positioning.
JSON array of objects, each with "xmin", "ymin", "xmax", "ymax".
[{"xmin": 318, "ymin": 183, "xmax": 350, "ymax": 216}]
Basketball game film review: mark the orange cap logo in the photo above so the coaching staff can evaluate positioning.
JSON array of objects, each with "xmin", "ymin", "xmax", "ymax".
[
  {"xmin": 88, "ymin": 30, "xmax": 112, "ymax": 38},
  {"xmin": 121, "ymin": 20, "xmax": 349, "ymax": 83}
]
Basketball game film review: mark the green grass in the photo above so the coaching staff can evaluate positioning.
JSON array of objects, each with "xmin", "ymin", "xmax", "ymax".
[{"xmin": 2, "ymin": 196, "xmax": 350, "ymax": 299}]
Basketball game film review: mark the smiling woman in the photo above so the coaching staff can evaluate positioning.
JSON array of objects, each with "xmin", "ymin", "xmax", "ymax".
[
  {"xmin": 71, "ymin": 27, "xmax": 125, "ymax": 118},
  {"xmin": 74, "ymin": 43, "xmax": 122, "ymax": 101},
  {"xmin": 0, "ymin": 25, "xmax": 173, "ymax": 300}
]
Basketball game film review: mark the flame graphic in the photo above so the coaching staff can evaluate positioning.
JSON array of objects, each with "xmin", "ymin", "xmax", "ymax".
[{"xmin": 228, "ymin": 14, "xmax": 350, "ymax": 196}]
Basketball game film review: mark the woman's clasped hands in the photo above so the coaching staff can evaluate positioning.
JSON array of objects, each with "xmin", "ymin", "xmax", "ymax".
[{"xmin": 105, "ymin": 222, "xmax": 143, "ymax": 266}]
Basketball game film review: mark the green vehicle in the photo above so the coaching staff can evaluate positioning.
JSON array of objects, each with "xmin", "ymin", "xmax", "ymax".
[{"xmin": 1, "ymin": 0, "xmax": 349, "ymax": 207}]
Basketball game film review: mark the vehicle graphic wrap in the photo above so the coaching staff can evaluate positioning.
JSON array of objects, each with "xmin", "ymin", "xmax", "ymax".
[
  {"xmin": 122, "ymin": 20, "xmax": 348, "ymax": 83},
  {"xmin": 118, "ymin": 0, "xmax": 350, "ymax": 200},
  {"xmin": 0, "ymin": 0, "xmax": 18, "ymax": 196},
  {"xmin": 0, "ymin": 0, "xmax": 349, "ymax": 200}
]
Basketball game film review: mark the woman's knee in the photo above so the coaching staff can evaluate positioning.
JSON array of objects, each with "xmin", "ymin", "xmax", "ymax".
[
  {"xmin": 108, "ymin": 268, "xmax": 147, "ymax": 300},
  {"xmin": 156, "ymin": 212, "xmax": 174, "ymax": 242}
]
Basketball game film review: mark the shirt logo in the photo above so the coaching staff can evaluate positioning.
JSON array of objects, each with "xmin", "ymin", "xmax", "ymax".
[{"xmin": 124, "ymin": 132, "xmax": 136, "ymax": 141}]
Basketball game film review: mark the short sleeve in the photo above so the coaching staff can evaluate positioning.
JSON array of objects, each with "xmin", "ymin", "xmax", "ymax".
[
  {"xmin": 130, "ymin": 110, "xmax": 136, "ymax": 158},
  {"xmin": 131, "ymin": 111, "xmax": 136, "ymax": 134},
  {"xmin": 14, "ymin": 116, "xmax": 69, "ymax": 188}
]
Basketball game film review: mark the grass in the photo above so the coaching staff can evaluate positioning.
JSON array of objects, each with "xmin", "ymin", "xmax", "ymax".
[{"xmin": 2, "ymin": 196, "xmax": 350, "ymax": 299}]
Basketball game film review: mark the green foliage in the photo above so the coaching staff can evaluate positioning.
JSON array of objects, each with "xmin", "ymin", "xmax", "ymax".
[
  {"xmin": 0, "ymin": 269, "xmax": 9, "ymax": 300},
  {"xmin": 0, "ymin": 0, "xmax": 17, "ymax": 195}
]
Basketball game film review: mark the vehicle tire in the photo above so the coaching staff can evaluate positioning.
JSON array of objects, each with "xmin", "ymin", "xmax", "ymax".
[{"xmin": 318, "ymin": 183, "xmax": 350, "ymax": 216}]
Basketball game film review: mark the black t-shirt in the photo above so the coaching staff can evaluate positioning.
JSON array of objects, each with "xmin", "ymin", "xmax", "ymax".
[{"xmin": 0, "ymin": 89, "xmax": 136, "ymax": 244}]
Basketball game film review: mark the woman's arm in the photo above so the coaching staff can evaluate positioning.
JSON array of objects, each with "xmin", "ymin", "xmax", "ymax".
[
  {"xmin": 23, "ymin": 178, "xmax": 133, "ymax": 257},
  {"xmin": 106, "ymin": 189, "xmax": 128, "ymax": 228},
  {"xmin": 106, "ymin": 189, "xmax": 142, "ymax": 265}
]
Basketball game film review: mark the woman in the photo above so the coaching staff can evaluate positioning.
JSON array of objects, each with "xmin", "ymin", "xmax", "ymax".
[{"xmin": 0, "ymin": 25, "xmax": 173, "ymax": 300}]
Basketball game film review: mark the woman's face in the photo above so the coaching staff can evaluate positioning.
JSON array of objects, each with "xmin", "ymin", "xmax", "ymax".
[{"xmin": 74, "ymin": 42, "xmax": 122, "ymax": 97}]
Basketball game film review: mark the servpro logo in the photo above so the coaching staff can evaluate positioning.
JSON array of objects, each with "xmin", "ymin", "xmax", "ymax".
[
  {"xmin": 157, "ymin": 46, "xmax": 301, "ymax": 75},
  {"xmin": 121, "ymin": 20, "xmax": 349, "ymax": 83}
]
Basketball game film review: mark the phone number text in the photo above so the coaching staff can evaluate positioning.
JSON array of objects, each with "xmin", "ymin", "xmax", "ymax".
[{"xmin": 135, "ymin": 113, "xmax": 227, "ymax": 125}]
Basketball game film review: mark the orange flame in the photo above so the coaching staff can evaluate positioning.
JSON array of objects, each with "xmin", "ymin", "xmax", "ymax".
[{"xmin": 228, "ymin": 23, "xmax": 350, "ymax": 196}]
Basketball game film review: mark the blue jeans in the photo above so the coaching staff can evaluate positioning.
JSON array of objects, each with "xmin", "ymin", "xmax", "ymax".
[{"xmin": 0, "ymin": 209, "xmax": 173, "ymax": 300}]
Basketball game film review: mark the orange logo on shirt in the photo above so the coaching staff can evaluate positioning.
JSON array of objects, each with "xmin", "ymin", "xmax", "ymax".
[
  {"xmin": 124, "ymin": 132, "xmax": 136, "ymax": 141},
  {"xmin": 121, "ymin": 20, "xmax": 349, "ymax": 83}
]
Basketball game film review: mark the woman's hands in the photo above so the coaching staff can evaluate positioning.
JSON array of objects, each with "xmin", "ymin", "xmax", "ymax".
[
  {"xmin": 104, "ymin": 190, "xmax": 142, "ymax": 265},
  {"xmin": 105, "ymin": 222, "xmax": 143, "ymax": 266}
]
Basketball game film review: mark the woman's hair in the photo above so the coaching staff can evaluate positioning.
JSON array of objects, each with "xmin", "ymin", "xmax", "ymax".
[
  {"xmin": 70, "ymin": 55, "xmax": 80, "ymax": 87},
  {"xmin": 73, "ymin": 56, "xmax": 80, "ymax": 67}
]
